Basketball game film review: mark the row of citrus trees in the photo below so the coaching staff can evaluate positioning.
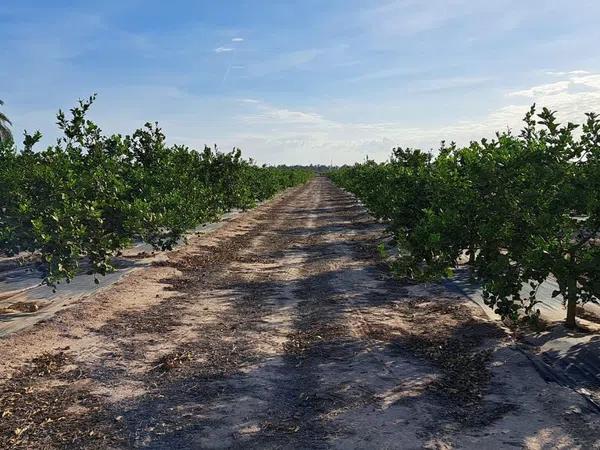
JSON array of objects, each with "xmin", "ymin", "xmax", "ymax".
[
  {"xmin": 330, "ymin": 106, "xmax": 600, "ymax": 328},
  {"xmin": 0, "ymin": 96, "xmax": 312, "ymax": 285}
]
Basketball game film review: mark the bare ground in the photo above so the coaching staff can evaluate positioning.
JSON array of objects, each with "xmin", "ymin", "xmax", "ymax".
[{"xmin": 0, "ymin": 177, "xmax": 599, "ymax": 449}]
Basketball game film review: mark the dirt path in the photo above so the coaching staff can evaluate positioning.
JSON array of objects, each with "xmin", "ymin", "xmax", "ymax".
[{"xmin": 1, "ymin": 177, "xmax": 599, "ymax": 449}]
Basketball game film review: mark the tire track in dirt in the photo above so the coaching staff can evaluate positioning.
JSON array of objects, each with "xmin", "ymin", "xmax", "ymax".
[
  {"xmin": 113, "ymin": 183, "xmax": 320, "ymax": 448},
  {"xmin": 0, "ymin": 183, "xmax": 312, "ymax": 448},
  {"xmin": 241, "ymin": 180, "xmax": 441, "ymax": 448}
]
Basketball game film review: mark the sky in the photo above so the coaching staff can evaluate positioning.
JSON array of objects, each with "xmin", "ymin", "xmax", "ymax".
[{"xmin": 1, "ymin": 0, "xmax": 600, "ymax": 165}]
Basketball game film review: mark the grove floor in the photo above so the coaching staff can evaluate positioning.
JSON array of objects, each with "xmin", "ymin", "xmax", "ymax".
[{"xmin": 0, "ymin": 177, "xmax": 598, "ymax": 449}]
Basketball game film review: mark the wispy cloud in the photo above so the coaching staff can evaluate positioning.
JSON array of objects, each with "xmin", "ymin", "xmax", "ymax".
[
  {"xmin": 237, "ymin": 100, "xmax": 332, "ymax": 127},
  {"xmin": 412, "ymin": 76, "xmax": 492, "ymax": 93},
  {"xmin": 359, "ymin": 0, "xmax": 466, "ymax": 37},
  {"xmin": 508, "ymin": 81, "xmax": 571, "ymax": 97},
  {"xmin": 355, "ymin": 0, "xmax": 508, "ymax": 42},
  {"xmin": 245, "ymin": 48, "xmax": 324, "ymax": 77},
  {"xmin": 225, "ymin": 70, "xmax": 600, "ymax": 164},
  {"xmin": 546, "ymin": 70, "xmax": 590, "ymax": 76},
  {"xmin": 3, "ymin": 1, "xmax": 600, "ymax": 166},
  {"xmin": 347, "ymin": 67, "xmax": 416, "ymax": 83},
  {"xmin": 10, "ymin": 69, "xmax": 600, "ymax": 166}
]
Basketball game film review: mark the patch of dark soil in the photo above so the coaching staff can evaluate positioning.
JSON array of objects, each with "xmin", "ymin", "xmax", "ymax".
[
  {"xmin": 284, "ymin": 323, "xmax": 348, "ymax": 357},
  {"xmin": 143, "ymin": 289, "xmax": 282, "ymax": 385},
  {"xmin": 97, "ymin": 301, "xmax": 183, "ymax": 337},
  {"xmin": 393, "ymin": 333, "xmax": 493, "ymax": 403},
  {"xmin": 232, "ymin": 254, "xmax": 277, "ymax": 264},
  {"xmin": 364, "ymin": 298, "xmax": 510, "ymax": 426},
  {"xmin": 27, "ymin": 351, "xmax": 72, "ymax": 377},
  {"xmin": 163, "ymin": 215, "xmax": 275, "ymax": 275},
  {"xmin": 120, "ymin": 250, "xmax": 154, "ymax": 259},
  {"xmin": 150, "ymin": 349, "xmax": 197, "ymax": 374},
  {"xmin": 145, "ymin": 326, "xmax": 259, "ymax": 384},
  {"xmin": 156, "ymin": 216, "xmax": 290, "ymax": 295},
  {"xmin": 0, "ymin": 351, "xmax": 124, "ymax": 449}
]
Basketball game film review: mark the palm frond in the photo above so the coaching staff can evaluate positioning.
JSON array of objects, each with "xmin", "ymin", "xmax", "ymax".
[{"xmin": 0, "ymin": 112, "xmax": 12, "ymax": 126}]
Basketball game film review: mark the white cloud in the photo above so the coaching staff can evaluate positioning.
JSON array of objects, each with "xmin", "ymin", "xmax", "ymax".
[
  {"xmin": 5, "ymin": 2, "xmax": 600, "ymax": 167},
  {"xmin": 360, "ymin": 0, "xmax": 470, "ymax": 37},
  {"xmin": 223, "ymin": 70, "xmax": 600, "ymax": 164},
  {"xmin": 546, "ymin": 70, "xmax": 590, "ymax": 76},
  {"xmin": 15, "ymin": 70, "xmax": 600, "ymax": 166},
  {"xmin": 238, "ymin": 100, "xmax": 333, "ymax": 127},
  {"xmin": 571, "ymin": 74, "xmax": 600, "ymax": 90},
  {"xmin": 355, "ymin": 0, "xmax": 534, "ymax": 43},
  {"xmin": 503, "ymin": 74, "xmax": 600, "ymax": 122},
  {"xmin": 508, "ymin": 81, "xmax": 571, "ymax": 97}
]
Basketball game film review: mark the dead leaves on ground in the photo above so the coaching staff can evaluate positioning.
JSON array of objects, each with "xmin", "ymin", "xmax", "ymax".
[{"xmin": 0, "ymin": 351, "xmax": 124, "ymax": 449}]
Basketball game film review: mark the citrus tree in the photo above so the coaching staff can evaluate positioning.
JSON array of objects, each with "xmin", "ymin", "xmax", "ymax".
[
  {"xmin": 330, "ymin": 106, "xmax": 600, "ymax": 328},
  {"xmin": 0, "ymin": 96, "xmax": 312, "ymax": 286}
]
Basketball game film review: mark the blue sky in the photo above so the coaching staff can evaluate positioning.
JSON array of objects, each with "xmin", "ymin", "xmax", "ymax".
[{"xmin": 2, "ymin": 0, "xmax": 600, "ymax": 164}]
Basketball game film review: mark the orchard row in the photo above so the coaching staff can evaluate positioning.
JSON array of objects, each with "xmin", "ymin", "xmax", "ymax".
[
  {"xmin": 330, "ymin": 106, "xmax": 600, "ymax": 328},
  {"xmin": 0, "ymin": 96, "xmax": 312, "ymax": 285}
]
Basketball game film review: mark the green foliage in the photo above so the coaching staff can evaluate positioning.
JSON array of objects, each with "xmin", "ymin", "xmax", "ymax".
[
  {"xmin": 376, "ymin": 242, "xmax": 388, "ymax": 259},
  {"xmin": 0, "ymin": 97, "xmax": 312, "ymax": 286},
  {"xmin": 330, "ymin": 106, "xmax": 600, "ymax": 327}
]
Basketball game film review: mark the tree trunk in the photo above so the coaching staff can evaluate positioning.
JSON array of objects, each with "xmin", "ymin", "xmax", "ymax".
[
  {"xmin": 468, "ymin": 245, "xmax": 475, "ymax": 264},
  {"xmin": 565, "ymin": 277, "xmax": 577, "ymax": 329}
]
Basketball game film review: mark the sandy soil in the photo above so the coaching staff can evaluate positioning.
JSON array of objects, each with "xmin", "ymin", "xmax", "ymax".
[{"xmin": 0, "ymin": 177, "xmax": 598, "ymax": 449}]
